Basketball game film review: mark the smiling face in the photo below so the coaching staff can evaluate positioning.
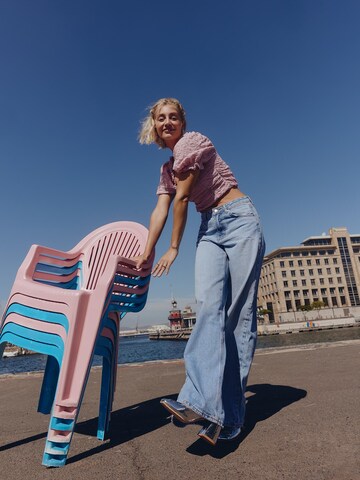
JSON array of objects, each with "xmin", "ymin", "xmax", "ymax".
[{"xmin": 154, "ymin": 104, "xmax": 184, "ymax": 150}]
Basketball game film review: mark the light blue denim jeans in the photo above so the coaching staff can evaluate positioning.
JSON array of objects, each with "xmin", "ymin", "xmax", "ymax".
[{"xmin": 177, "ymin": 196, "xmax": 265, "ymax": 428}]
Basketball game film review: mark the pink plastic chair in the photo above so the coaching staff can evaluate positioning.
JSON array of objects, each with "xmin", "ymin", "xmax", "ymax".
[{"xmin": 0, "ymin": 221, "xmax": 154, "ymax": 466}]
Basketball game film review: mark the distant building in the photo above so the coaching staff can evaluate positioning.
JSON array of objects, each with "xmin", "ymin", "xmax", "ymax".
[
  {"xmin": 168, "ymin": 299, "xmax": 196, "ymax": 330},
  {"xmin": 181, "ymin": 305, "xmax": 197, "ymax": 329},
  {"xmin": 258, "ymin": 227, "xmax": 360, "ymax": 324}
]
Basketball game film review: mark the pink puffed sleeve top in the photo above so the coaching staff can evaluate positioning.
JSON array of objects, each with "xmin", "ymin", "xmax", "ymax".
[{"xmin": 156, "ymin": 132, "xmax": 238, "ymax": 212}]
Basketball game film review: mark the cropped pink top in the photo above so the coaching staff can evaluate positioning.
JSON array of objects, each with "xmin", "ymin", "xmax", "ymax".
[{"xmin": 156, "ymin": 132, "xmax": 238, "ymax": 212}]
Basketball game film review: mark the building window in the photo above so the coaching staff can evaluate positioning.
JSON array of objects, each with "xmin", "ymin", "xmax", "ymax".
[
  {"xmin": 317, "ymin": 269, "xmax": 322, "ymax": 275},
  {"xmin": 332, "ymin": 297, "xmax": 338, "ymax": 306},
  {"xmin": 312, "ymin": 289, "xmax": 318, "ymax": 295},
  {"xmin": 329, "ymin": 278, "xmax": 333, "ymax": 284},
  {"xmin": 337, "ymin": 237, "xmax": 360, "ymax": 306},
  {"xmin": 321, "ymin": 288, "xmax": 327, "ymax": 295},
  {"xmin": 286, "ymin": 300, "xmax": 293, "ymax": 311},
  {"xmin": 337, "ymin": 277, "xmax": 342, "ymax": 284},
  {"xmin": 303, "ymin": 290, "xmax": 309, "ymax": 297},
  {"xmin": 322, "ymin": 297, "xmax": 328, "ymax": 306},
  {"xmin": 283, "ymin": 281, "xmax": 288, "ymax": 287},
  {"xmin": 285, "ymin": 291, "xmax": 291, "ymax": 298},
  {"xmin": 294, "ymin": 290, "xmax": 300, "ymax": 298},
  {"xmin": 324, "ymin": 259, "xmax": 329, "ymax": 265},
  {"xmin": 280, "ymin": 261, "xmax": 285, "ymax": 267},
  {"xmin": 309, "ymin": 269, "xmax": 314, "ymax": 275},
  {"xmin": 340, "ymin": 296, "xmax": 346, "ymax": 305},
  {"xmin": 302, "ymin": 280, "xmax": 307, "ymax": 286},
  {"xmin": 298, "ymin": 260, "xmax": 303, "ymax": 266},
  {"xmin": 291, "ymin": 270, "xmax": 296, "ymax": 277},
  {"xmin": 293, "ymin": 280, "xmax": 298, "ymax": 287},
  {"xmin": 295, "ymin": 299, "xmax": 301, "ymax": 309},
  {"xmin": 316, "ymin": 259, "xmax": 321, "ymax": 265},
  {"xmin": 307, "ymin": 259, "xmax": 312, "ymax": 266},
  {"xmin": 335, "ymin": 267, "xmax": 340, "ymax": 273},
  {"xmin": 289, "ymin": 260, "xmax": 294, "ymax": 267},
  {"xmin": 282, "ymin": 271, "xmax": 287, "ymax": 278},
  {"xmin": 339, "ymin": 287, "xmax": 344, "ymax": 294},
  {"xmin": 333, "ymin": 258, "xmax": 337, "ymax": 264},
  {"xmin": 320, "ymin": 278, "xmax": 325, "ymax": 285},
  {"xmin": 327, "ymin": 268, "xmax": 331, "ymax": 274},
  {"xmin": 311, "ymin": 279, "xmax": 316, "ymax": 285}
]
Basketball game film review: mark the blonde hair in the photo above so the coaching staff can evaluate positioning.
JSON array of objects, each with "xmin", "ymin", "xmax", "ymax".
[{"xmin": 138, "ymin": 98, "xmax": 186, "ymax": 149}]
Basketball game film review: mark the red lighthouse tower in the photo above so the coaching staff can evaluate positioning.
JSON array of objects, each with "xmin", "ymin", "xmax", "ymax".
[{"xmin": 168, "ymin": 299, "xmax": 182, "ymax": 330}]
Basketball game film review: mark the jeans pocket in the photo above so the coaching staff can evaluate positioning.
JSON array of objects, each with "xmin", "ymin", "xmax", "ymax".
[{"xmin": 226, "ymin": 203, "xmax": 255, "ymax": 218}]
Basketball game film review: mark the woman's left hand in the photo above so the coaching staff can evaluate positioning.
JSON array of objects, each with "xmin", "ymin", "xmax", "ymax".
[{"xmin": 152, "ymin": 247, "xmax": 178, "ymax": 277}]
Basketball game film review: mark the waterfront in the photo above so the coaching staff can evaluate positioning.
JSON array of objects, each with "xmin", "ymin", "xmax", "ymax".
[{"xmin": 0, "ymin": 325, "xmax": 359, "ymax": 376}]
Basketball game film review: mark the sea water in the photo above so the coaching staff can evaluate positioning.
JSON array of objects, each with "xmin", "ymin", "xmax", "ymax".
[{"xmin": 0, "ymin": 326, "xmax": 359, "ymax": 376}]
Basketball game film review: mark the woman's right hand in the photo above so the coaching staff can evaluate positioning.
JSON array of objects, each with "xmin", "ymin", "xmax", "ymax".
[{"xmin": 129, "ymin": 254, "xmax": 150, "ymax": 270}]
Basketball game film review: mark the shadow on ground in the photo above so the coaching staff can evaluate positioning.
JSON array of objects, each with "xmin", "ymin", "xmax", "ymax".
[
  {"xmin": 0, "ymin": 383, "xmax": 306, "ymax": 463},
  {"xmin": 186, "ymin": 383, "xmax": 307, "ymax": 458},
  {"xmin": 0, "ymin": 393, "xmax": 175, "ymax": 463}
]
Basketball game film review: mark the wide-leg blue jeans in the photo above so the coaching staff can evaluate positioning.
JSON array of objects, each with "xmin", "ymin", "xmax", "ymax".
[{"xmin": 177, "ymin": 196, "xmax": 265, "ymax": 428}]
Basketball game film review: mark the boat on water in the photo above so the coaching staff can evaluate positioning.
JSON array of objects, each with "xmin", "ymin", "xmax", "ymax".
[
  {"xmin": 3, "ymin": 345, "xmax": 34, "ymax": 357},
  {"xmin": 149, "ymin": 329, "xmax": 192, "ymax": 340}
]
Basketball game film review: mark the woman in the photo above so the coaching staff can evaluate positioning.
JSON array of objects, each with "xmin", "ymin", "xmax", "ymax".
[{"xmin": 134, "ymin": 98, "xmax": 265, "ymax": 445}]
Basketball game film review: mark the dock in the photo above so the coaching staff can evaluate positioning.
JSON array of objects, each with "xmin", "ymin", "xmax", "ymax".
[
  {"xmin": 0, "ymin": 339, "xmax": 359, "ymax": 479},
  {"xmin": 149, "ymin": 328, "xmax": 192, "ymax": 340},
  {"xmin": 149, "ymin": 320, "xmax": 360, "ymax": 340}
]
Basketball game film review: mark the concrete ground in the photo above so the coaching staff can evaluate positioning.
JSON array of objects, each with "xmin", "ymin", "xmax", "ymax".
[{"xmin": 0, "ymin": 340, "xmax": 359, "ymax": 480}]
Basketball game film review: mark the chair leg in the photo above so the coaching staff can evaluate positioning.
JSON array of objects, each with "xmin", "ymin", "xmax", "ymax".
[
  {"xmin": 97, "ymin": 355, "xmax": 112, "ymax": 440},
  {"xmin": 42, "ymin": 414, "xmax": 75, "ymax": 467},
  {"xmin": 38, "ymin": 355, "xmax": 60, "ymax": 414},
  {"xmin": 42, "ymin": 340, "xmax": 98, "ymax": 466}
]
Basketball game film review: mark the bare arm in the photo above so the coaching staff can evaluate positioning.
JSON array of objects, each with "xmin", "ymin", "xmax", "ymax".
[
  {"xmin": 132, "ymin": 194, "xmax": 173, "ymax": 268},
  {"xmin": 153, "ymin": 169, "xmax": 200, "ymax": 277}
]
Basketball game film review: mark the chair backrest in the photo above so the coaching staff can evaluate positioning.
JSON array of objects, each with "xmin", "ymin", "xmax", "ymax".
[
  {"xmin": 31, "ymin": 222, "xmax": 149, "ymax": 291},
  {"xmin": 32, "ymin": 258, "xmax": 83, "ymax": 290},
  {"xmin": 74, "ymin": 222, "xmax": 149, "ymax": 291}
]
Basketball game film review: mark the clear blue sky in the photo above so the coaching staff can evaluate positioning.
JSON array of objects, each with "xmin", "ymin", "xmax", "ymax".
[{"xmin": 1, "ymin": 0, "xmax": 359, "ymax": 327}]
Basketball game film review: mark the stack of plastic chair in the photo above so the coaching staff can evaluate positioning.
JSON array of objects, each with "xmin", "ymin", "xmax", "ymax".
[{"xmin": 0, "ymin": 221, "xmax": 154, "ymax": 467}]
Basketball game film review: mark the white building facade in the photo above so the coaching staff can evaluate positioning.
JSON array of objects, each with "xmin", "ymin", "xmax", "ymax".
[{"xmin": 258, "ymin": 227, "xmax": 360, "ymax": 324}]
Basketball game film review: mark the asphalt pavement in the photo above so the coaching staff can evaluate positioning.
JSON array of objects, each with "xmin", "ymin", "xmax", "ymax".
[{"xmin": 0, "ymin": 339, "xmax": 359, "ymax": 480}]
